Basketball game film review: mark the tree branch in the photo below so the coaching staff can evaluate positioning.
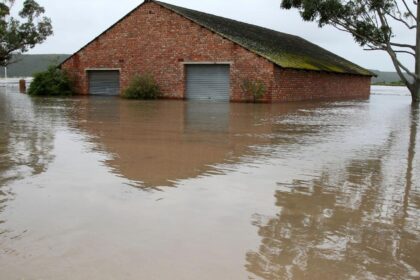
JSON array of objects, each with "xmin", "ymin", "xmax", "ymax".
[
  {"xmin": 388, "ymin": 48, "xmax": 416, "ymax": 87},
  {"xmin": 395, "ymin": 50, "xmax": 416, "ymax": 57},
  {"xmin": 385, "ymin": 11, "xmax": 417, "ymax": 29},
  {"xmin": 376, "ymin": 7, "xmax": 416, "ymax": 86},
  {"xmin": 331, "ymin": 18, "xmax": 416, "ymax": 61},
  {"xmin": 390, "ymin": 42, "xmax": 416, "ymax": 50},
  {"xmin": 364, "ymin": 47, "xmax": 416, "ymax": 57},
  {"xmin": 334, "ymin": 6, "xmax": 416, "ymax": 51},
  {"xmin": 401, "ymin": 0, "xmax": 417, "ymax": 20}
]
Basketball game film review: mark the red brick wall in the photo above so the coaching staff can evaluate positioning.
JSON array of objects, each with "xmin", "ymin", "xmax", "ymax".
[
  {"xmin": 61, "ymin": 2, "xmax": 273, "ymax": 102},
  {"xmin": 61, "ymin": 1, "xmax": 371, "ymax": 102},
  {"xmin": 271, "ymin": 67, "xmax": 371, "ymax": 102}
]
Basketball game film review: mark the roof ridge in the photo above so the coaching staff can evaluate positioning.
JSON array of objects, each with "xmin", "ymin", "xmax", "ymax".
[
  {"xmin": 153, "ymin": 1, "xmax": 296, "ymax": 70},
  {"xmin": 154, "ymin": 0, "xmax": 301, "ymax": 40}
]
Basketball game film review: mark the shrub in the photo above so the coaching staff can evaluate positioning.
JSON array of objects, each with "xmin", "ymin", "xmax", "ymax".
[
  {"xmin": 241, "ymin": 79, "xmax": 267, "ymax": 102},
  {"xmin": 28, "ymin": 66, "xmax": 74, "ymax": 96},
  {"xmin": 123, "ymin": 74, "xmax": 161, "ymax": 100}
]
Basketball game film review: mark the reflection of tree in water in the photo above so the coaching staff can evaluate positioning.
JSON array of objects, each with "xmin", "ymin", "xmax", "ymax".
[
  {"xmin": 246, "ymin": 107, "xmax": 420, "ymax": 280},
  {"xmin": 404, "ymin": 106, "xmax": 419, "ymax": 224},
  {"xmin": 0, "ymin": 91, "xmax": 56, "ymax": 212}
]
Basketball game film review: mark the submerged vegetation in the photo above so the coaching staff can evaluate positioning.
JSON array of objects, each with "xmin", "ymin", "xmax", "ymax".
[
  {"xmin": 123, "ymin": 74, "xmax": 161, "ymax": 100},
  {"xmin": 241, "ymin": 79, "xmax": 267, "ymax": 102},
  {"xmin": 28, "ymin": 66, "xmax": 74, "ymax": 96}
]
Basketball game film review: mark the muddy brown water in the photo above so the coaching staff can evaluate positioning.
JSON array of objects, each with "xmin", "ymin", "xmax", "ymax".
[{"xmin": 0, "ymin": 87, "xmax": 419, "ymax": 279}]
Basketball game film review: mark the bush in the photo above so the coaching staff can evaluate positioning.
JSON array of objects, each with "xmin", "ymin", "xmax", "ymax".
[
  {"xmin": 28, "ymin": 66, "xmax": 74, "ymax": 96},
  {"xmin": 241, "ymin": 79, "xmax": 267, "ymax": 102},
  {"xmin": 123, "ymin": 74, "xmax": 161, "ymax": 100}
]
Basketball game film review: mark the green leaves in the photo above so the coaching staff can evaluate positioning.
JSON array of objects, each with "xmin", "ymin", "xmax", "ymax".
[
  {"xmin": 241, "ymin": 79, "xmax": 267, "ymax": 102},
  {"xmin": 0, "ymin": 0, "xmax": 52, "ymax": 66},
  {"xmin": 280, "ymin": 0, "xmax": 398, "ymax": 45},
  {"xmin": 28, "ymin": 65, "xmax": 74, "ymax": 96},
  {"xmin": 19, "ymin": 0, "xmax": 45, "ymax": 19},
  {"xmin": 123, "ymin": 74, "xmax": 161, "ymax": 100}
]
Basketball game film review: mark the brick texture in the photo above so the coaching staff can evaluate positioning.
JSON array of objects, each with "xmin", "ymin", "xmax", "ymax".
[
  {"xmin": 271, "ymin": 67, "xmax": 371, "ymax": 102},
  {"xmin": 61, "ymin": 2, "xmax": 371, "ymax": 102}
]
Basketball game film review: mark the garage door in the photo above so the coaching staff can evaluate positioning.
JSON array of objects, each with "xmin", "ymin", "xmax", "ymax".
[
  {"xmin": 186, "ymin": 65, "xmax": 230, "ymax": 101},
  {"xmin": 88, "ymin": 70, "xmax": 120, "ymax": 96}
]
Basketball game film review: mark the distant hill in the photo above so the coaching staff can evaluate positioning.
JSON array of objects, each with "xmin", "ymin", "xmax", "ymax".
[
  {"xmin": 371, "ymin": 70, "xmax": 413, "ymax": 84},
  {"xmin": 0, "ymin": 54, "xmax": 70, "ymax": 78}
]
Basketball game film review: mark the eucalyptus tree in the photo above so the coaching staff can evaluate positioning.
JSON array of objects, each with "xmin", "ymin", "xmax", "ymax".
[
  {"xmin": 0, "ymin": 0, "xmax": 52, "ymax": 67},
  {"xmin": 281, "ymin": 0, "xmax": 419, "ymax": 103}
]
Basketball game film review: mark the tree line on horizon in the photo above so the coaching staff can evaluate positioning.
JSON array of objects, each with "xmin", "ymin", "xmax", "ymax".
[{"xmin": 0, "ymin": 54, "xmax": 69, "ymax": 78}]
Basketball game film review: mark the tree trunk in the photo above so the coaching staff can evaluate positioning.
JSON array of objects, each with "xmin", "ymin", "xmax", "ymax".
[
  {"xmin": 414, "ymin": 4, "xmax": 420, "ymax": 104},
  {"xmin": 412, "ymin": 85, "xmax": 420, "ymax": 104}
]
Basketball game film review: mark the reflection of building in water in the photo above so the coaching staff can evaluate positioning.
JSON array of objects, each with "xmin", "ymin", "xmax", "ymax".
[
  {"xmin": 184, "ymin": 102, "xmax": 230, "ymax": 133},
  {"xmin": 74, "ymin": 98, "xmax": 318, "ymax": 188},
  {"xmin": 246, "ymin": 107, "xmax": 420, "ymax": 280}
]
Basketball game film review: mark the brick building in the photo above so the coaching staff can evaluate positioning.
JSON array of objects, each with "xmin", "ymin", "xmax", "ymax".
[{"xmin": 61, "ymin": 0, "xmax": 374, "ymax": 102}]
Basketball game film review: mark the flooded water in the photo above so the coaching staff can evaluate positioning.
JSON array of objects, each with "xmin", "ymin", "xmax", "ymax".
[
  {"xmin": 0, "ymin": 86, "xmax": 419, "ymax": 280},
  {"xmin": 371, "ymin": 85, "xmax": 411, "ymax": 96}
]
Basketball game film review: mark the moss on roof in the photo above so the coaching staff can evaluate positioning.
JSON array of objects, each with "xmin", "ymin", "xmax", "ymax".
[{"xmin": 156, "ymin": 1, "xmax": 373, "ymax": 76}]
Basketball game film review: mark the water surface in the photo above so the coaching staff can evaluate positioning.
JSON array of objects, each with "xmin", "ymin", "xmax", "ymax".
[
  {"xmin": 371, "ymin": 85, "xmax": 410, "ymax": 96},
  {"xmin": 0, "ymin": 87, "xmax": 419, "ymax": 279}
]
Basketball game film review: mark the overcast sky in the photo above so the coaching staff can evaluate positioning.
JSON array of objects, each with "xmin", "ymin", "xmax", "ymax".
[{"xmin": 20, "ymin": 0, "xmax": 416, "ymax": 71}]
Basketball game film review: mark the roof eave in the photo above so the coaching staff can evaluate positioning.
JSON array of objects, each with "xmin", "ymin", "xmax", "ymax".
[{"xmin": 273, "ymin": 64, "xmax": 376, "ymax": 77}]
